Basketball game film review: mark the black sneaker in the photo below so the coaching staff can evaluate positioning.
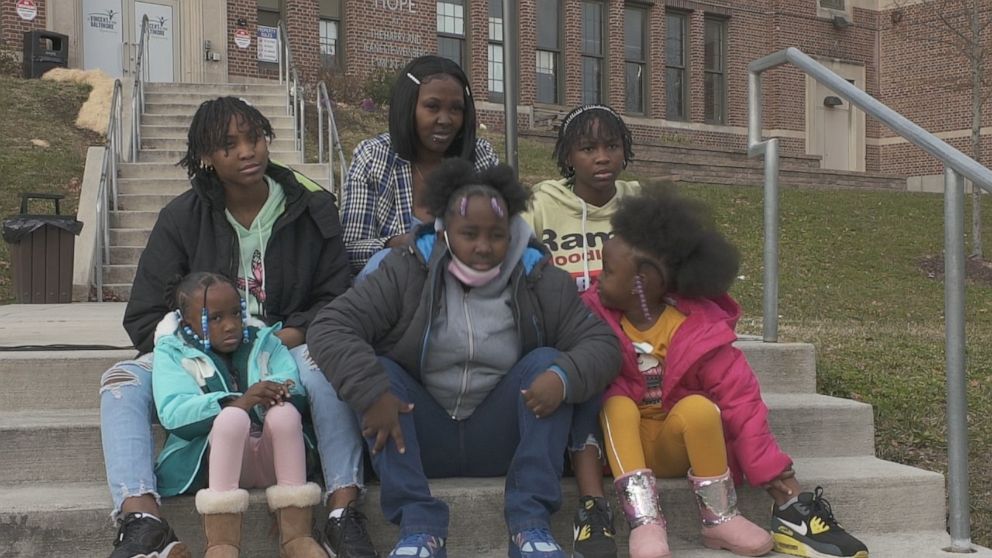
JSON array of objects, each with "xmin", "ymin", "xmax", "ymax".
[
  {"xmin": 571, "ymin": 496, "xmax": 617, "ymax": 558},
  {"xmin": 771, "ymin": 487, "xmax": 869, "ymax": 558},
  {"xmin": 109, "ymin": 513, "xmax": 189, "ymax": 558},
  {"xmin": 318, "ymin": 503, "xmax": 380, "ymax": 557}
]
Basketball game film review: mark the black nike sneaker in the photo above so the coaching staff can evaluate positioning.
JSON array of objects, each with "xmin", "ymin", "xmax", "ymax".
[
  {"xmin": 109, "ymin": 513, "xmax": 190, "ymax": 558},
  {"xmin": 571, "ymin": 496, "xmax": 617, "ymax": 558},
  {"xmin": 771, "ymin": 487, "xmax": 869, "ymax": 558}
]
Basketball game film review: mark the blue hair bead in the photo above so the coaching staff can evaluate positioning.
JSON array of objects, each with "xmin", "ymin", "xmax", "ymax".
[
  {"xmin": 200, "ymin": 307, "xmax": 211, "ymax": 352},
  {"xmin": 241, "ymin": 298, "xmax": 250, "ymax": 344}
]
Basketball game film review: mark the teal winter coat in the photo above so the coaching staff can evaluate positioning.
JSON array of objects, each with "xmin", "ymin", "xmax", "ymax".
[{"xmin": 151, "ymin": 312, "xmax": 309, "ymax": 496}]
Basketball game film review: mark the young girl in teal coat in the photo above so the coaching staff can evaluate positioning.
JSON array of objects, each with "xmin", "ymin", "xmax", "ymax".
[{"xmin": 152, "ymin": 272, "xmax": 325, "ymax": 557}]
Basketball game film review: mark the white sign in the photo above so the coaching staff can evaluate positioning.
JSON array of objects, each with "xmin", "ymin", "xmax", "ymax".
[
  {"xmin": 234, "ymin": 28, "xmax": 251, "ymax": 49},
  {"xmin": 257, "ymin": 25, "xmax": 279, "ymax": 63},
  {"xmin": 82, "ymin": 0, "xmax": 123, "ymax": 77},
  {"xmin": 16, "ymin": 0, "xmax": 38, "ymax": 21}
]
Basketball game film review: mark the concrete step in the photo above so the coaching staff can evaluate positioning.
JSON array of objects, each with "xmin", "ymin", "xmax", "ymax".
[
  {"xmin": 110, "ymin": 211, "xmax": 158, "ymax": 229},
  {"xmin": 140, "ymin": 112, "xmax": 294, "ymax": 128},
  {"xmin": 134, "ymin": 149, "xmax": 302, "ymax": 164},
  {"xmin": 118, "ymin": 177, "xmax": 189, "ymax": 195},
  {"xmin": 144, "ymin": 91, "xmax": 286, "ymax": 106},
  {"xmin": 145, "ymin": 82, "xmax": 287, "ymax": 95},
  {"xmin": 0, "ymin": 457, "xmax": 956, "ymax": 557},
  {"xmin": 116, "ymin": 193, "xmax": 177, "ymax": 212},
  {"xmin": 141, "ymin": 124, "xmax": 295, "ymax": 139},
  {"xmin": 140, "ymin": 137, "xmax": 297, "ymax": 151},
  {"xmin": 102, "ymin": 264, "xmax": 136, "ymax": 284},
  {"xmin": 0, "ymin": 341, "xmax": 817, "ymax": 412},
  {"xmin": 145, "ymin": 101, "xmax": 286, "ymax": 115},
  {"xmin": 633, "ymin": 159, "xmax": 905, "ymax": 191},
  {"xmin": 109, "ymin": 228, "xmax": 151, "ymax": 247},
  {"xmin": 109, "ymin": 246, "xmax": 145, "ymax": 265},
  {"xmin": 0, "ymin": 394, "xmax": 869, "ymax": 484},
  {"xmin": 101, "ymin": 284, "xmax": 132, "ymax": 301},
  {"xmin": 118, "ymin": 163, "xmax": 189, "ymax": 179}
]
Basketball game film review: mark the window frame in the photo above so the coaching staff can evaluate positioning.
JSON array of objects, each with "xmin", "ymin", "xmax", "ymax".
[
  {"xmin": 665, "ymin": 9, "xmax": 689, "ymax": 121},
  {"xmin": 581, "ymin": 0, "xmax": 606, "ymax": 105},
  {"xmin": 703, "ymin": 15, "xmax": 727, "ymax": 124},
  {"xmin": 436, "ymin": 0, "xmax": 467, "ymax": 69},
  {"xmin": 318, "ymin": 17, "xmax": 341, "ymax": 70},
  {"xmin": 487, "ymin": 0, "xmax": 504, "ymax": 102},
  {"xmin": 624, "ymin": 5, "xmax": 648, "ymax": 114},
  {"xmin": 535, "ymin": 0, "xmax": 562, "ymax": 105}
]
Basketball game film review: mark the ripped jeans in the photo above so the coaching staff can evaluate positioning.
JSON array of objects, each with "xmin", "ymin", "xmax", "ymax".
[{"xmin": 99, "ymin": 345, "xmax": 365, "ymax": 519}]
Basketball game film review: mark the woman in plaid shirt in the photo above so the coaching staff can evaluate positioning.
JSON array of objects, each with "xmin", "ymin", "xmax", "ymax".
[{"xmin": 341, "ymin": 55, "xmax": 499, "ymax": 274}]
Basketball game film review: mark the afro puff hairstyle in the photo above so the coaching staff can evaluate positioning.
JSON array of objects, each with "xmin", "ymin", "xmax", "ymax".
[
  {"xmin": 424, "ymin": 158, "xmax": 531, "ymax": 221},
  {"xmin": 611, "ymin": 185, "xmax": 740, "ymax": 299}
]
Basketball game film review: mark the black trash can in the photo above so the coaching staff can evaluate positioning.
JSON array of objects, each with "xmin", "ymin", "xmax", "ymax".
[
  {"xmin": 23, "ymin": 30, "xmax": 68, "ymax": 79},
  {"xmin": 2, "ymin": 193, "xmax": 83, "ymax": 303}
]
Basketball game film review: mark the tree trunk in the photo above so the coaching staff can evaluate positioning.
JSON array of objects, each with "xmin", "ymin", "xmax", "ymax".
[{"xmin": 969, "ymin": 0, "xmax": 983, "ymax": 260}]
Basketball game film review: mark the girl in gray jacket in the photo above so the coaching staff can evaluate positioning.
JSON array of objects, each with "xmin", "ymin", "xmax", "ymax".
[{"xmin": 307, "ymin": 160, "xmax": 620, "ymax": 558}]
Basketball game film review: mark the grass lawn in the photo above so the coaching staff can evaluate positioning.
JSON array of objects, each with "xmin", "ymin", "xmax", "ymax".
[
  {"xmin": 4, "ymin": 85, "xmax": 992, "ymax": 545},
  {"xmin": 0, "ymin": 75, "xmax": 99, "ymax": 303}
]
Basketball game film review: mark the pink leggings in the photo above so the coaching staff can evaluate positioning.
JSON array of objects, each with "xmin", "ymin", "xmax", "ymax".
[{"xmin": 208, "ymin": 404, "xmax": 306, "ymax": 491}]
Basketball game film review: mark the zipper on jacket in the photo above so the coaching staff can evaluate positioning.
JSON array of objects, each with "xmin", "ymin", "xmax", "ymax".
[{"xmin": 450, "ymin": 290, "xmax": 475, "ymax": 419}]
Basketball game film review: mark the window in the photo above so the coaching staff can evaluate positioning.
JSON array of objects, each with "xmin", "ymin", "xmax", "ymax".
[
  {"xmin": 437, "ymin": 0, "xmax": 465, "ymax": 69},
  {"xmin": 258, "ymin": 0, "xmax": 280, "ymax": 31},
  {"xmin": 488, "ymin": 0, "xmax": 504, "ymax": 101},
  {"xmin": 703, "ymin": 17, "xmax": 726, "ymax": 123},
  {"xmin": 665, "ymin": 11, "xmax": 688, "ymax": 120},
  {"xmin": 819, "ymin": 0, "xmax": 845, "ymax": 9},
  {"xmin": 535, "ymin": 0, "xmax": 561, "ymax": 104},
  {"xmin": 624, "ymin": 6, "xmax": 646, "ymax": 113},
  {"xmin": 319, "ymin": 19, "xmax": 339, "ymax": 69},
  {"xmin": 582, "ymin": 1, "xmax": 605, "ymax": 104},
  {"xmin": 319, "ymin": 0, "xmax": 341, "ymax": 69}
]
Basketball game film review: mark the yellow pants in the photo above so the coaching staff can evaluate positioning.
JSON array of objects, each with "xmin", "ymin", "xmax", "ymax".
[{"xmin": 600, "ymin": 394, "xmax": 727, "ymax": 478}]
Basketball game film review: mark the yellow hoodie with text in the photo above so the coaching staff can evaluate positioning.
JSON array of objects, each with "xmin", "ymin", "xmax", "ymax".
[{"xmin": 522, "ymin": 178, "xmax": 642, "ymax": 292}]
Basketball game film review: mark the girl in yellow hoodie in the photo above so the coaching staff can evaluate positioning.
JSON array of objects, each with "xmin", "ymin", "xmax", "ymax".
[{"xmin": 522, "ymin": 104, "xmax": 640, "ymax": 558}]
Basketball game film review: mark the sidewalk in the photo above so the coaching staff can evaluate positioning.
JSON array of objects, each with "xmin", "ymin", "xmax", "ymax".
[{"xmin": 0, "ymin": 303, "xmax": 130, "ymax": 348}]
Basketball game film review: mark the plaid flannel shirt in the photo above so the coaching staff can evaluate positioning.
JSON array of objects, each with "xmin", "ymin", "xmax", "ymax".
[{"xmin": 340, "ymin": 133, "xmax": 500, "ymax": 272}]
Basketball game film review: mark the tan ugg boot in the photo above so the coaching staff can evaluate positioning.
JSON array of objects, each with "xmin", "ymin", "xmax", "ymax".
[
  {"xmin": 266, "ymin": 483, "xmax": 327, "ymax": 558},
  {"xmin": 195, "ymin": 488, "xmax": 249, "ymax": 558},
  {"xmin": 688, "ymin": 469, "xmax": 773, "ymax": 556}
]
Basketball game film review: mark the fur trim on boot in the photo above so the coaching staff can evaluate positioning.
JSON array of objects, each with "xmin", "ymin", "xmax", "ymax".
[
  {"xmin": 688, "ymin": 470, "xmax": 773, "ymax": 556},
  {"xmin": 196, "ymin": 489, "xmax": 249, "ymax": 558},
  {"xmin": 614, "ymin": 469, "xmax": 671, "ymax": 558},
  {"xmin": 266, "ymin": 483, "xmax": 327, "ymax": 558}
]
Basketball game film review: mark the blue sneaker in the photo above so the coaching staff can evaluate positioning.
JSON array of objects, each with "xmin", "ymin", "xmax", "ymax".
[
  {"xmin": 388, "ymin": 533, "xmax": 446, "ymax": 558},
  {"xmin": 509, "ymin": 528, "xmax": 565, "ymax": 558}
]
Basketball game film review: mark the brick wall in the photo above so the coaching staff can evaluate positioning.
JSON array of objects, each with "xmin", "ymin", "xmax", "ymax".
[
  {"xmin": 341, "ymin": 0, "xmax": 433, "ymax": 82},
  {"xmin": 284, "ymin": 0, "xmax": 319, "ymax": 83},
  {"xmin": 227, "ymin": 0, "xmax": 259, "ymax": 78},
  {"xmin": 1, "ymin": 0, "xmax": 46, "ymax": 53}
]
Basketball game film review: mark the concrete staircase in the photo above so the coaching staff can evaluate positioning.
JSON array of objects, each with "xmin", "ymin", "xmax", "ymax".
[
  {"xmin": 0, "ymin": 302, "xmax": 988, "ymax": 557},
  {"xmin": 104, "ymin": 82, "xmax": 332, "ymax": 301}
]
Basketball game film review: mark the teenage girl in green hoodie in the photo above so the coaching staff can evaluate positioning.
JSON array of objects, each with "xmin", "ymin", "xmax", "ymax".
[{"xmin": 521, "ymin": 104, "xmax": 640, "ymax": 558}]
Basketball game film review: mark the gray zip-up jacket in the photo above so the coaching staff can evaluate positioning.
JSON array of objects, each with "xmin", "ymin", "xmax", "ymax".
[{"xmin": 306, "ymin": 221, "xmax": 621, "ymax": 416}]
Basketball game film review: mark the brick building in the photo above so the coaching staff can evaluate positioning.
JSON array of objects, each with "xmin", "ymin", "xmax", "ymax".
[{"xmin": 3, "ymin": 0, "xmax": 991, "ymax": 185}]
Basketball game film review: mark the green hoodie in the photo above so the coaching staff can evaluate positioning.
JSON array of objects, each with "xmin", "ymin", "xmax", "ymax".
[{"xmin": 521, "ymin": 178, "xmax": 641, "ymax": 292}]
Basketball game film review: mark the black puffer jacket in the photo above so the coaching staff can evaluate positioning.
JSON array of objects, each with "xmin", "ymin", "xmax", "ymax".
[{"xmin": 124, "ymin": 162, "xmax": 351, "ymax": 354}]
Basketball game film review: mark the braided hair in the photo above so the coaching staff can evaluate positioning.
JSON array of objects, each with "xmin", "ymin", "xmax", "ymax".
[
  {"xmin": 553, "ymin": 104, "xmax": 634, "ymax": 179},
  {"xmin": 178, "ymin": 97, "xmax": 274, "ymax": 177},
  {"xmin": 425, "ymin": 159, "xmax": 530, "ymax": 221}
]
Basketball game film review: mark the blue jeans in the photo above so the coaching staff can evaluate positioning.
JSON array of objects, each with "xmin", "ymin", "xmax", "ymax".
[
  {"xmin": 369, "ymin": 348, "xmax": 572, "ymax": 539},
  {"xmin": 99, "ymin": 344, "xmax": 365, "ymax": 518},
  {"xmin": 569, "ymin": 397, "xmax": 604, "ymax": 458}
]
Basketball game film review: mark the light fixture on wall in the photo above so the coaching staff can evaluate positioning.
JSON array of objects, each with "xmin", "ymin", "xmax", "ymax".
[
  {"xmin": 823, "ymin": 95, "xmax": 844, "ymax": 108},
  {"xmin": 832, "ymin": 14, "xmax": 852, "ymax": 29}
]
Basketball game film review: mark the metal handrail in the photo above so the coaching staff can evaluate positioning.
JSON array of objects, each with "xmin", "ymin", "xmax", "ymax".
[
  {"xmin": 316, "ymin": 81, "xmax": 348, "ymax": 199},
  {"xmin": 95, "ymin": 80, "xmax": 124, "ymax": 302},
  {"xmin": 277, "ymin": 21, "xmax": 304, "ymax": 156},
  {"xmin": 748, "ymin": 47, "xmax": 992, "ymax": 553},
  {"xmin": 130, "ymin": 15, "xmax": 150, "ymax": 162}
]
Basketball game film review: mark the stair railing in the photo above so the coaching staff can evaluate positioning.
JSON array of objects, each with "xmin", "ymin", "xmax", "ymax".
[
  {"xmin": 130, "ymin": 15, "xmax": 150, "ymax": 162},
  {"xmin": 748, "ymin": 47, "xmax": 992, "ymax": 553},
  {"xmin": 316, "ymin": 81, "xmax": 348, "ymax": 199},
  {"xmin": 95, "ymin": 79, "xmax": 124, "ymax": 302},
  {"xmin": 277, "ymin": 20, "xmax": 305, "ymax": 156}
]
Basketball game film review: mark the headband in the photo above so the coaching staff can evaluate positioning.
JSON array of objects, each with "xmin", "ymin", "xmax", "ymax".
[{"xmin": 561, "ymin": 104, "xmax": 621, "ymax": 135}]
